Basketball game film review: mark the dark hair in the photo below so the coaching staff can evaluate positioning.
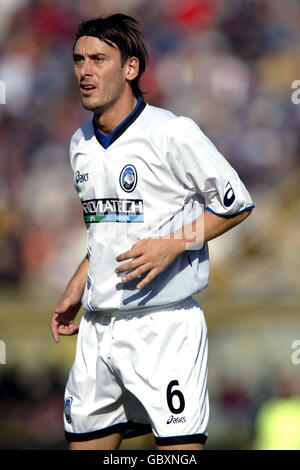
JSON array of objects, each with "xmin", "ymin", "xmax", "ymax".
[{"xmin": 74, "ymin": 14, "xmax": 148, "ymax": 98}]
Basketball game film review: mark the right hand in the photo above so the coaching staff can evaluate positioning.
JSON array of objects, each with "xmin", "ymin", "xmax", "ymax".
[{"xmin": 50, "ymin": 295, "xmax": 82, "ymax": 343}]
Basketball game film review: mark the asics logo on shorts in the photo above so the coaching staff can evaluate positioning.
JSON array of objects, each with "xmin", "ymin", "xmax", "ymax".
[
  {"xmin": 167, "ymin": 415, "xmax": 186, "ymax": 424},
  {"xmin": 64, "ymin": 396, "xmax": 73, "ymax": 423}
]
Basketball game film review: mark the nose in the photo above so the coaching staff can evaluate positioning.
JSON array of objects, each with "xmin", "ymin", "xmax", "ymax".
[{"xmin": 80, "ymin": 58, "xmax": 94, "ymax": 78}]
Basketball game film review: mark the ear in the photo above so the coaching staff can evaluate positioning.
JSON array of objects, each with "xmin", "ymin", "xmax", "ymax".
[{"xmin": 124, "ymin": 56, "xmax": 139, "ymax": 82}]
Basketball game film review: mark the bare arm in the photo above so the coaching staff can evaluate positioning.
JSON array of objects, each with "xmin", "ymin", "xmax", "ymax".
[
  {"xmin": 50, "ymin": 254, "xmax": 89, "ymax": 342},
  {"xmin": 187, "ymin": 208, "xmax": 252, "ymax": 245},
  {"xmin": 115, "ymin": 209, "xmax": 252, "ymax": 289}
]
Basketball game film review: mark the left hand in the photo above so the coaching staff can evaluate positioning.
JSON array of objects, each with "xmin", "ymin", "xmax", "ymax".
[
  {"xmin": 50, "ymin": 295, "xmax": 81, "ymax": 343},
  {"xmin": 115, "ymin": 237, "xmax": 184, "ymax": 290}
]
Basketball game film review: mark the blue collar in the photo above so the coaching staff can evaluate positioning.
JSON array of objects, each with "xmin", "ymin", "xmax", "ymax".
[{"xmin": 93, "ymin": 97, "xmax": 145, "ymax": 149}]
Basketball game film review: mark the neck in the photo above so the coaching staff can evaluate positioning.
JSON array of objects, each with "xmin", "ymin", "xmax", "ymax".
[{"xmin": 93, "ymin": 92, "xmax": 138, "ymax": 136}]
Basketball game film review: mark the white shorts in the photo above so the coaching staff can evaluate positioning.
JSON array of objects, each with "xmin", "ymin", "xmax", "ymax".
[{"xmin": 64, "ymin": 296, "xmax": 209, "ymax": 446}]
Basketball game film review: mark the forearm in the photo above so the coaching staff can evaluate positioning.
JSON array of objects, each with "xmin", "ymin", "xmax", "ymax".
[
  {"xmin": 171, "ymin": 209, "xmax": 252, "ymax": 253},
  {"xmin": 63, "ymin": 254, "xmax": 89, "ymax": 300},
  {"xmin": 51, "ymin": 255, "xmax": 89, "ymax": 342},
  {"xmin": 203, "ymin": 208, "xmax": 252, "ymax": 243}
]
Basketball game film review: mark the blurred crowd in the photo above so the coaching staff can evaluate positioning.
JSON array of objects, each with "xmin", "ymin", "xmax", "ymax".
[{"xmin": 0, "ymin": 0, "xmax": 299, "ymax": 293}]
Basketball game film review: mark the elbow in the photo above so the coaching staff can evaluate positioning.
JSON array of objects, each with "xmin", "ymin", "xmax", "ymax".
[{"xmin": 236, "ymin": 208, "xmax": 253, "ymax": 224}]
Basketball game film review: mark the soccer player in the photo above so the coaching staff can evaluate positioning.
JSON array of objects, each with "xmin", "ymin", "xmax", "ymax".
[{"xmin": 50, "ymin": 14, "xmax": 254, "ymax": 450}]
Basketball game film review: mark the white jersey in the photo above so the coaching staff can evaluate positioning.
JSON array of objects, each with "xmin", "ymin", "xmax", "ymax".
[{"xmin": 70, "ymin": 99, "xmax": 254, "ymax": 312}]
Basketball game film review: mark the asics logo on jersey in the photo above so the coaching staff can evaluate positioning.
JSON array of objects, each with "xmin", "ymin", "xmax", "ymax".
[
  {"xmin": 76, "ymin": 170, "xmax": 89, "ymax": 184},
  {"xmin": 120, "ymin": 165, "xmax": 137, "ymax": 192},
  {"xmin": 167, "ymin": 415, "xmax": 186, "ymax": 424},
  {"xmin": 223, "ymin": 181, "xmax": 235, "ymax": 207}
]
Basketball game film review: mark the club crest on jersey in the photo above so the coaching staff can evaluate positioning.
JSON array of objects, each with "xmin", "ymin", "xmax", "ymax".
[
  {"xmin": 64, "ymin": 397, "xmax": 73, "ymax": 424},
  {"xmin": 119, "ymin": 165, "xmax": 137, "ymax": 192}
]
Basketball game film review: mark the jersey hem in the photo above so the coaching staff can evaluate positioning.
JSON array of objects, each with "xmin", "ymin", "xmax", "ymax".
[
  {"xmin": 84, "ymin": 296, "xmax": 196, "ymax": 317},
  {"xmin": 65, "ymin": 421, "xmax": 152, "ymax": 442},
  {"xmin": 154, "ymin": 433, "xmax": 208, "ymax": 446},
  {"xmin": 205, "ymin": 205, "xmax": 255, "ymax": 219}
]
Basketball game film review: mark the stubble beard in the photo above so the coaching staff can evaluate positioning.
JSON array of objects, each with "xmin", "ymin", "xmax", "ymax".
[{"xmin": 81, "ymin": 72, "xmax": 126, "ymax": 116}]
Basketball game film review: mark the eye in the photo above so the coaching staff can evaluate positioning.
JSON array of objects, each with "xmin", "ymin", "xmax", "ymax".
[
  {"xmin": 73, "ymin": 55, "xmax": 84, "ymax": 65},
  {"xmin": 94, "ymin": 56, "xmax": 104, "ymax": 63}
]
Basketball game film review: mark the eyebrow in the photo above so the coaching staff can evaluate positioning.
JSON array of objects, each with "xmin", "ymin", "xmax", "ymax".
[{"xmin": 72, "ymin": 52, "xmax": 109, "ymax": 60}]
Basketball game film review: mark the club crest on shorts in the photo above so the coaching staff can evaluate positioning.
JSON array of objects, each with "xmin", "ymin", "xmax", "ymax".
[
  {"xmin": 119, "ymin": 165, "xmax": 137, "ymax": 192},
  {"xmin": 64, "ymin": 396, "xmax": 73, "ymax": 424}
]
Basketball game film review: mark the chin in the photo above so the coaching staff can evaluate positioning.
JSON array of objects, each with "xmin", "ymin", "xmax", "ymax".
[
  {"xmin": 84, "ymin": 100, "xmax": 115, "ymax": 116},
  {"xmin": 81, "ymin": 98, "xmax": 100, "ymax": 112},
  {"xmin": 82, "ymin": 102, "xmax": 96, "ymax": 111}
]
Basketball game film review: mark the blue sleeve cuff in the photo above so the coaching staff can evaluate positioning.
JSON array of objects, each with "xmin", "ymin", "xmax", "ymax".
[{"xmin": 205, "ymin": 205, "xmax": 255, "ymax": 219}]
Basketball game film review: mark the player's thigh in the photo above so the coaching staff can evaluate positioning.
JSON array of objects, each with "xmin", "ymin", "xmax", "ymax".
[
  {"xmin": 156, "ymin": 442, "xmax": 204, "ymax": 451},
  {"xmin": 69, "ymin": 432, "xmax": 122, "ymax": 450}
]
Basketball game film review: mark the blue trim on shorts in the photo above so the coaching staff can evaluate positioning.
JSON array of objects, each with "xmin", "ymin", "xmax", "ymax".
[
  {"xmin": 65, "ymin": 421, "xmax": 152, "ymax": 442},
  {"xmin": 155, "ymin": 433, "xmax": 207, "ymax": 446}
]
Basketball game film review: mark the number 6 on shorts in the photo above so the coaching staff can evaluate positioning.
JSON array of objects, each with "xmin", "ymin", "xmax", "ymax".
[{"xmin": 166, "ymin": 380, "xmax": 185, "ymax": 414}]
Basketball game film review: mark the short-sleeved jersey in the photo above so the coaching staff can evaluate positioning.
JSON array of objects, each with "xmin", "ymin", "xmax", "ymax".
[{"xmin": 70, "ymin": 99, "xmax": 254, "ymax": 312}]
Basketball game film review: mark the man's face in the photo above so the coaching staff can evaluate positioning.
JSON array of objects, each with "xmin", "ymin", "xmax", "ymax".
[{"xmin": 73, "ymin": 36, "xmax": 128, "ymax": 113}]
